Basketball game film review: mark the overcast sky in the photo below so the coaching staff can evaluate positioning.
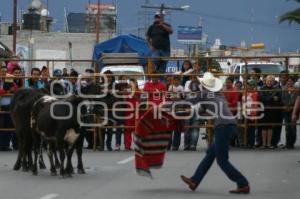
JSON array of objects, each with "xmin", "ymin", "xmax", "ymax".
[{"xmin": 1, "ymin": 0, "xmax": 300, "ymax": 52}]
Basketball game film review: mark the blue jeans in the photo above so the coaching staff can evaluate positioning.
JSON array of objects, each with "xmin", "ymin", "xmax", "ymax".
[
  {"xmin": 151, "ymin": 49, "xmax": 170, "ymax": 74},
  {"xmin": 184, "ymin": 117, "xmax": 200, "ymax": 150},
  {"xmin": 168, "ymin": 129, "xmax": 181, "ymax": 149},
  {"xmin": 191, "ymin": 124, "xmax": 249, "ymax": 188}
]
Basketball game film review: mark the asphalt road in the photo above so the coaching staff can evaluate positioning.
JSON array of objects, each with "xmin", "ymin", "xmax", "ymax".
[{"xmin": 1, "ymin": 144, "xmax": 300, "ymax": 199}]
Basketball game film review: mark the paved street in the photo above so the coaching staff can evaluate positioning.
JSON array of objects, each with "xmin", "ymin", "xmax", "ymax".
[{"xmin": 1, "ymin": 145, "xmax": 300, "ymax": 199}]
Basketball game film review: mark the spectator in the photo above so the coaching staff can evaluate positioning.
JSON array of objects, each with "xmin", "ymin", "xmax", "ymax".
[
  {"xmin": 68, "ymin": 70, "xmax": 79, "ymax": 94},
  {"xmin": 102, "ymin": 70, "xmax": 116, "ymax": 151},
  {"xmin": 62, "ymin": 67, "xmax": 69, "ymax": 77},
  {"xmin": 294, "ymin": 76, "xmax": 300, "ymax": 89},
  {"xmin": 234, "ymin": 80, "xmax": 244, "ymax": 146},
  {"xmin": 11, "ymin": 66, "xmax": 23, "ymax": 89},
  {"xmin": 183, "ymin": 71, "xmax": 201, "ymax": 151},
  {"xmin": 81, "ymin": 68, "xmax": 95, "ymax": 88},
  {"xmin": 146, "ymin": 14, "xmax": 173, "ymax": 74},
  {"xmin": 25, "ymin": 67, "xmax": 44, "ymax": 89},
  {"xmin": 124, "ymin": 78, "xmax": 140, "ymax": 150},
  {"xmin": 242, "ymin": 79, "xmax": 258, "ymax": 149},
  {"xmin": 223, "ymin": 77, "xmax": 239, "ymax": 114},
  {"xmin": 10, "ymin": 66, "xmax": 23, "ymax": 149},
  {"xmin": 143, "ymin": 71, "xmax": 167, "ymax": 107},
  {"xmin": 0, "ymin": 66, "xmax": 15, "ymax": 151},
  {"xmin": 279, "ymin": 70, "xmax": 289, "ymax": 89},
  {"xmin": 223, "ymin": 77, "xmax": 239, "ymax": 147},
  {"xmin": 7, "ymin": 57, "xmax": 19, "ymax": 74},
  {"xmin": 250, "ymin": 68, "xmax": 264, "ymax": 89},
  {"xmin": 46, "ymin": 69, "xmax": 67, "ymax": 96},
  {"xmin": 292, "ymin": 84, "xmax": 300, "ymax": 160},
  {"xmin": 259, "ymin": 75, "xmax": 281, "ymax": 149},
  {"xmin": 165, "ymin": 76, "xmax": 173, "ymax": 90},
  {"xmin": 271, "ymin": 76, "xmax": 284, "ymax": 148},
  {"xmin": 78, "ymin": 70, "xmax": 96, "ymax": 150},
  {"xmin": 167, "ymin": 76, "xmax": 184, "ymax": 150},
  {"xmin": 114, "ymin": 75, "xmax": 130, "ymax": 151},
  {"xmin": 250, "ymin": 68, "xmax": 265, "ymax": 147},
  {"xmin": 41, "ymin": 66, "xmax": 49, "ymax": 86},
  {"xmin": 282, "ymin": 76, "xmax": 298, "ymax": 149},
  {"xmin": 192, "ymin": 61, "xmax": 203, "ymax": 75},
  {"xmin": 177, "ymin": 60, "xmax": 193, "ymax": 86},
  {"xmin": 234, "ymin": 81, "xmax": 243, "ymax": 102}
]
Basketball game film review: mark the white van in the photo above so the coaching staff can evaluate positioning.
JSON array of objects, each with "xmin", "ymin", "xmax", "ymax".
[
  {"xmin": 100, "ymin": 65, "xmax": 146, "ymax": 89},
  {"xmin": 232, "ymin": 62, "xmax": 284, "ymax": 82},
  {"xmin": 100, "ymin": 53, "xmax": 146, "ymax": 89}
]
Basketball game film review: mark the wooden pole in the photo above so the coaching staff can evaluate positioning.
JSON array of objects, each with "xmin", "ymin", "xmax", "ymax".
[
  {"xmin": 13, "ymin": 0, "xmax": 17, "ymax": 54},
  {"xmin": 96, "ymin": 0, "xmax": 100, "ymax": 43}
]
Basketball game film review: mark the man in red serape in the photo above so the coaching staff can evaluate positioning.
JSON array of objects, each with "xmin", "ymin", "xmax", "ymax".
[{"xmin": 134, "ymin": 107, "xmax": 178, "ymax": 178}]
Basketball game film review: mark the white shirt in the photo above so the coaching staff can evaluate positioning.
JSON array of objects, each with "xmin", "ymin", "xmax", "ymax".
[{"xmin": 168, "ymin": 84, "xmax": 184, "ymax": 99}]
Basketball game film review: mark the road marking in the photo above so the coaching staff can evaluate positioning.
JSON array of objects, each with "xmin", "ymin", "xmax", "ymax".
[
  {"xmin": 118, "ymin": 156, "xmax": 134, "ymax": 164},
  {"xmin": 39, "ymin": 194, "xmax": 59, "ymax": 199}
]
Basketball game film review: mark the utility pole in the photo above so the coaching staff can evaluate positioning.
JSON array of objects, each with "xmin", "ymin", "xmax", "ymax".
[
  {"xmin": 13, "ymin": 0, "xmax": 17, "ymax": 54},
  {"xmin": 94, "ymin": 0, "xmax": 101, "ymax": 75},
  {"xmin": 141, "ymin": 3, "xmax": 189, "ymax": 19},
  {"xmin": 96, "ymin": 0, "xmax": 100, "ymax": 43}
]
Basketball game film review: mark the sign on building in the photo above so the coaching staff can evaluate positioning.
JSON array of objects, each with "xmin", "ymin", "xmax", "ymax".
[{"xmin": 177, "ymin": 26, "xmax": 202, "ymax": 44}]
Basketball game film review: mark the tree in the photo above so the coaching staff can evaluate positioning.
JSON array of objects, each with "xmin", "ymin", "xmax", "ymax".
[{"xmin": 279, "ymin": 0, "xmax": 300, "ymax": 25}]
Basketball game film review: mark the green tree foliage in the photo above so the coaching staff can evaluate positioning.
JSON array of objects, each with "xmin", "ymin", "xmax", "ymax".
[{"xmin": 279, "ymin": 0, "xmax": 300, "ymax": 25}]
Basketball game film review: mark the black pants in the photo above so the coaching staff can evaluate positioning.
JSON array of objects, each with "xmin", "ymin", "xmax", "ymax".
[
  {"xmin": 0, "ymin": 105, "xmax": 13, "ymax": 149},
  {"xmin": 272, "ymin": 123, "xmax": 283, "ymax": 147},
  {"xmin": 103, "ymin": 128, "xmax": 113, "ymax": 150},
  {"xmin": 115, "ymin": 128, "xmax": 123, "ymax": 147},
  {"xmin": 284, "ymin": 112, "xmax": 297, "ymax": 148},
  {"xmin": 247, "ymin": 120, "xmax": 256, "ymax": 147},
  {"xmin": 271, "ymin": 112, "xmax": 283, "ymax": 147}
]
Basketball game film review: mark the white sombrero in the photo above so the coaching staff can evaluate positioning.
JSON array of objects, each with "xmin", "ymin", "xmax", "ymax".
[{"xmin": 197, "ymin": 72, "xmax": 223, "ymax": 92}]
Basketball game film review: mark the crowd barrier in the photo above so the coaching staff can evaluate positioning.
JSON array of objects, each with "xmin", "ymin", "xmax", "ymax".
[{"xmin": 1, "ymin": 55, "xmax": 300, "ymax": 150}]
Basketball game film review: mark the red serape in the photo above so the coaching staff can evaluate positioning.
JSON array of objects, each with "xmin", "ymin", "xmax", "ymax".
[{"xmin": 134, "ymin": 107, "xmax": 178, "ymax": 178}]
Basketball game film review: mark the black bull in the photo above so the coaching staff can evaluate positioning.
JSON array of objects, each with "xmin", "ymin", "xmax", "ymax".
[
  {"xmin": 10, "ymin": 86, "xmax": 123, "ymax": 176},
  {"xmin": 10, "ymin": 89, "xmax": 45, "ymax": 171},
  {"xmin": 31, "ymin": 95, "xmax": 85, "ymax": 177}
]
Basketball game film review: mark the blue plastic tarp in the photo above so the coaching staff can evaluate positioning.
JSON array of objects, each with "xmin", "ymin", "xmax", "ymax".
[{"xmin": 92, "ymin": 34, "xmax": 151, "ymax": 63}]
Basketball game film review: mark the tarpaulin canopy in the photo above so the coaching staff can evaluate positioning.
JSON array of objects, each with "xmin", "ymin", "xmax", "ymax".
[{"xmin": 92, "ymin": 34, "xmax": 150, "ymax": 61}]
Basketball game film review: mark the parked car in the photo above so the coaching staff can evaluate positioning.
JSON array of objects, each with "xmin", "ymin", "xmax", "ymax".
[{"xmin": 232, "ymin": 62, "xmax": 284, "ymax": 82}]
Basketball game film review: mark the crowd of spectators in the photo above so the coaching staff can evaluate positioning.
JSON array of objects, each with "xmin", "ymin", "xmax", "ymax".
[{"xmin": 0, "ymin": 59, "xmax": 299, "ymax": 151}]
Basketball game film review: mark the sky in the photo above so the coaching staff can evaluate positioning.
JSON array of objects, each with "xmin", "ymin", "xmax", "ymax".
[{"xmin": 0, "ymin": 0, "xmax": 300, "ymax": 52}]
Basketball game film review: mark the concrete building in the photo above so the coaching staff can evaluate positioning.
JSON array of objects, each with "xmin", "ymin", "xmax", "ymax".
[{"xmin": 0, "ymin": 30, "xmax": 112, "ymax": 74}]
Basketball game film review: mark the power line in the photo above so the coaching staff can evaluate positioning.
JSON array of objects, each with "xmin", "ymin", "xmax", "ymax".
[{"xmin": 183, "ymin": 10, "xmax": 300, "ymax": 31}]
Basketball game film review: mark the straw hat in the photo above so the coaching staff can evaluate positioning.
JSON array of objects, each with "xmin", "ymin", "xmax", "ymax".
[{"xmin": 197, "ymin": 72, "xmax": 223, "ymax": 92}]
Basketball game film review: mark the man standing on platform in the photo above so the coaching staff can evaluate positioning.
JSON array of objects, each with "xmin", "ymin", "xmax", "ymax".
[{"xmin": 146, "ymin": 14, "xmax": 173, "ymax": 75}]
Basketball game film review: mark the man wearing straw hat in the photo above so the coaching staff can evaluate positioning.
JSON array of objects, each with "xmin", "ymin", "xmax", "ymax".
[{"xmin": 180, "ymin": 72, "xmax": 250, "ymax": 194}]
